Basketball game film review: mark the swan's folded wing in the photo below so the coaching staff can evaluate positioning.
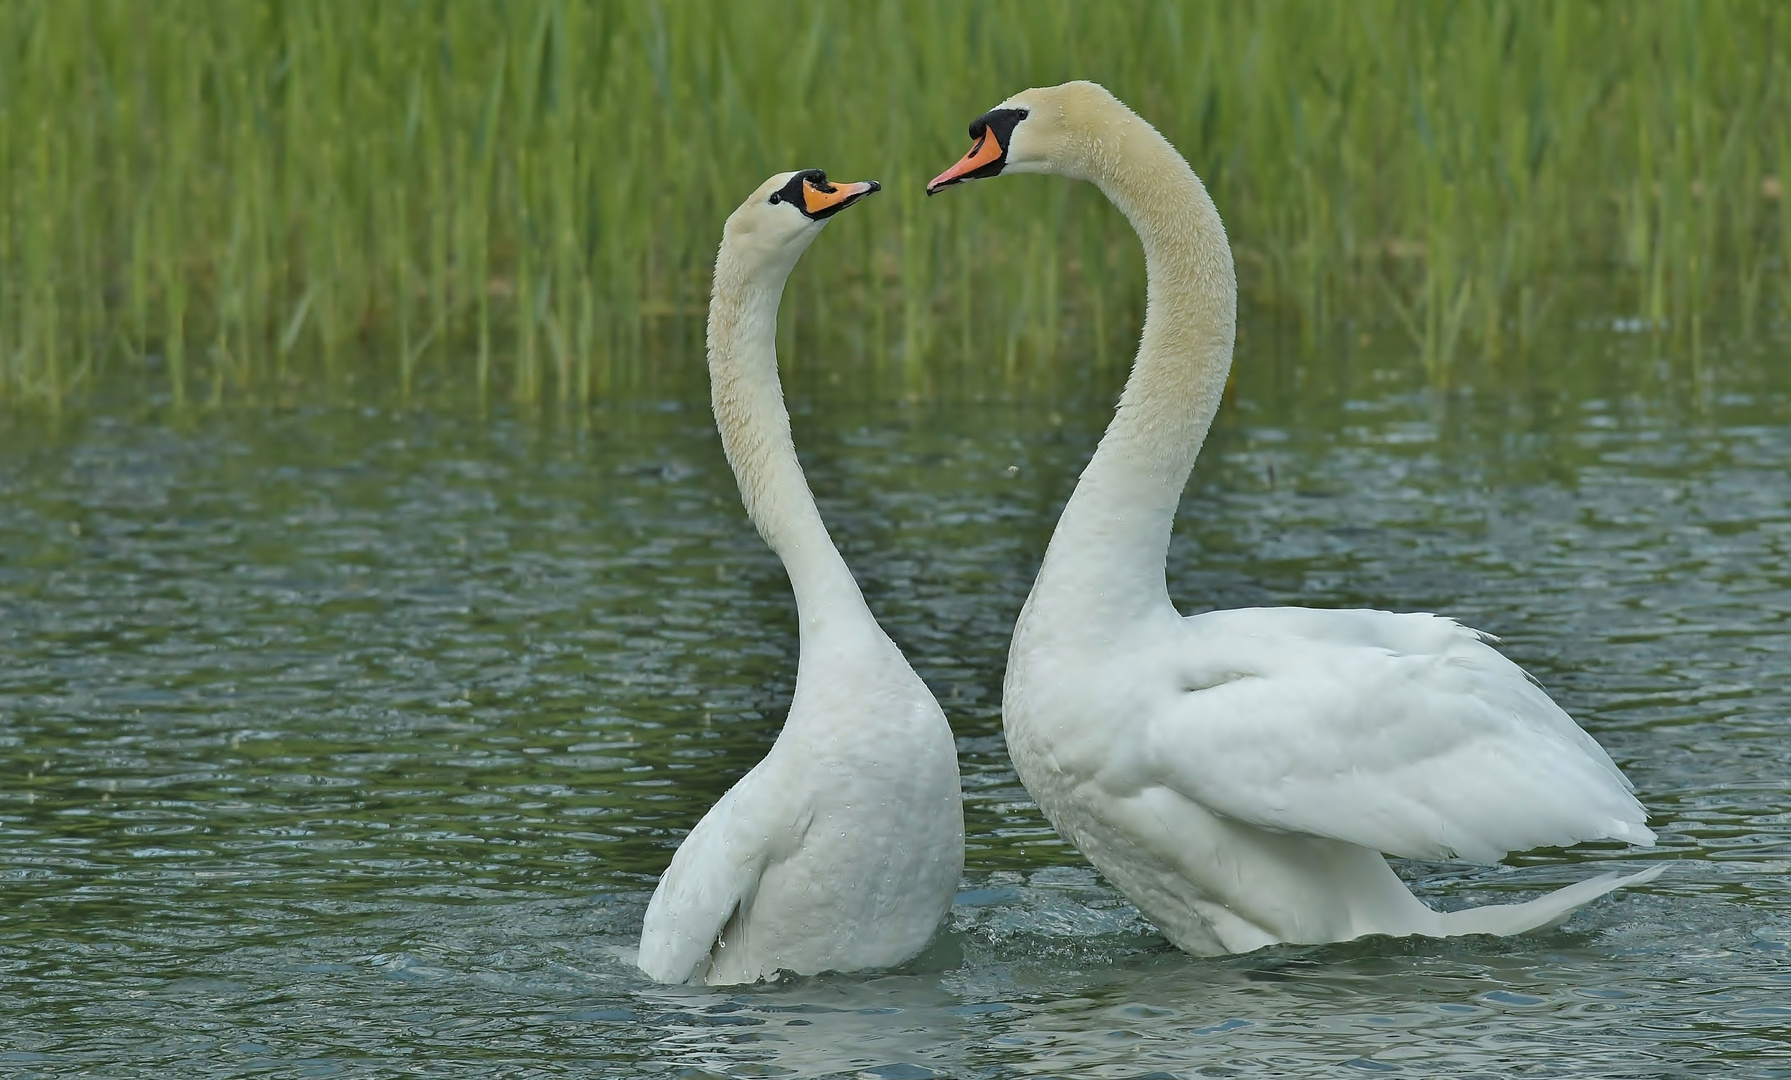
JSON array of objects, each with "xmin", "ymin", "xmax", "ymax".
[
  {"xmin": 637, "ymin": 768, "xmax": 808, "ymax": 984},
  {"xmin": 1147, "ymin": 607, "xmax": 1653, "ymax": 864}
]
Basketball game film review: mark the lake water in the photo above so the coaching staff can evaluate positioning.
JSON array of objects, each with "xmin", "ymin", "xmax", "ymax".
[{"xmin": 3, "ymin": 326, "xmax": 1789, "ymax": 1077}]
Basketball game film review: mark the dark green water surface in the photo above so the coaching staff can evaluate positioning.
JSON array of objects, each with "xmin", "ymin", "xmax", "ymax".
[{"xmin": 3, "ymin": 329, "xmax": 1790, "ymax": 1076}]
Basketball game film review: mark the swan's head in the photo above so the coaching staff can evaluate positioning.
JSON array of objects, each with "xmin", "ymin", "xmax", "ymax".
[
  {"xmin": 926, "ymin": 81, "xmax": 1119, "ymax": 194},
  {"xmin": 722, "ymin": 169, "xmax": 880, "ymax": 270}
]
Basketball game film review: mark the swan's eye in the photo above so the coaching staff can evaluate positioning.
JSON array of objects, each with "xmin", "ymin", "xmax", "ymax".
[{"xmin": 771, "ymin": 171, "xmax": 824, "ymax": 210}]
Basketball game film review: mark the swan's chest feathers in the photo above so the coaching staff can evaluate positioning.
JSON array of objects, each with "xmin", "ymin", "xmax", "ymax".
[
  {"xmin": 1003, "ymin": 651, "xmax": 1263, "ymax": 954},
  {"xmin": 1004, "ymin": 624, "xmax": 1177, "ymax": 818}
]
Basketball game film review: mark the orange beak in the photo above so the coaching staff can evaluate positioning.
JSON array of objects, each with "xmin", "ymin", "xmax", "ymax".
[
  {"xmin": 927, "ymin": 127, "xmax": 1006, "ymax": 195},
  {"xmin": 802, "ymin": 177, "xmax": 879, "ymax": 216}
]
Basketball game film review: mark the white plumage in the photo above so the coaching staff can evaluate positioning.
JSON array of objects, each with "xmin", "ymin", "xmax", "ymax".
[
  {"xmin": 1152, "ymin": 608, "xmax": 1650, "ymax": 866},
  {"xmin": 933, "ymin": 82, "xmax": 1657, "ymax": 955},
  {"xmin": 637, "ymin": 172, "xmax": 963, "ymax": 985}
]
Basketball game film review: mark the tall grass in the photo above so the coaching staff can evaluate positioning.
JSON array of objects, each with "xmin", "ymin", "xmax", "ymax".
[{"xmin": 0, "ymin": 1, "xmax": 1785, "ymax": 407}]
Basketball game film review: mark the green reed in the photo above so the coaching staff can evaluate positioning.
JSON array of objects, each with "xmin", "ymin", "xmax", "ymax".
[{"xmin": 0, "ymin": 0, "xmax": 1785, "ymax": 407}]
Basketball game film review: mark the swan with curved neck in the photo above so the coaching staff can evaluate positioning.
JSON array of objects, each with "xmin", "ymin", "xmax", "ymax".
[
  {"xmin": 638, "ymin": 171, "xmax": 963, "ymax": 984},
  {"xmin": 930, "ymin": 83, "xmax": 1657, "ymax": 955}
]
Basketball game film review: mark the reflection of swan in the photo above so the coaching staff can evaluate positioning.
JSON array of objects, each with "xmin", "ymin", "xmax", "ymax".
[
  {"xmin": 638, "ymin": 171, "xmax": 964, "ymax": 985},
  {"xmin": 928, "ymin": 83, "xmax": 1658, "ymax": 955}
]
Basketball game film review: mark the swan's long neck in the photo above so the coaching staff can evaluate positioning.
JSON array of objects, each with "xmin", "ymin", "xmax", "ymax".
[
  {"xmin": 1031, "ymin": 108, "xmax": 1237, "ymax": 628},
  {"xmin": 708, "ymin": 243, "xmax": 869, "ymax": 622}
]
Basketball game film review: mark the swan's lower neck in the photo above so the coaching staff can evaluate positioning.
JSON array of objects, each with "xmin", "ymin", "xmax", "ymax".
[
  {"xmin": 708, "ymin": 255, "xmax": 867, "ymax": 624},
  {"xmin": 1029, "ymin": 117, "xmax": 1237, "ymax": 629}
]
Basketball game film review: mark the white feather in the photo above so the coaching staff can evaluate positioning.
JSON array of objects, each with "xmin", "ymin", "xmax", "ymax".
[
  {"xmin": 637, "ymin": 173, "xmax": 963, "ymax": 985},
  {"xmin": 1152, "ymin": 608, "xmax": 1652, "ymax": 865},
  {"xmin": 948, "ymin": 83, "xmax": 1658, "ymax": 955}
]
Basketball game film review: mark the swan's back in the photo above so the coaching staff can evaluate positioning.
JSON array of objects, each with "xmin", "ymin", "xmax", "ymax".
[
  {"xmin": 639, "ymin": 631, "xmax": 962, "ymax": 985},
  {"xmin": 1161, "ymin": 607, "xmax": 1650, "ymax": 863}
]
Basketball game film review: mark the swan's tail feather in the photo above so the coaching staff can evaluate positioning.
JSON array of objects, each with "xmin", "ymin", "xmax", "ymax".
[{"xmin": 1433, "ymin": 864, "xmax": 1664, "ymax": 938}]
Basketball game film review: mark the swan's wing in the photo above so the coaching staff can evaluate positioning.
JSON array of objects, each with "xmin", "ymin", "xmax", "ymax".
[
  {"xmin": 1146, "ymin": 607, "xmax": 1653, "ymax": 863},
  {"xmin": 637, "ymin": 764, "xmax": 810, "ymax": 984}
]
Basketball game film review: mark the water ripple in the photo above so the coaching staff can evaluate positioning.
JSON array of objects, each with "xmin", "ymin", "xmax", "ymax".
[{"xmin": 2, "ymin": 337, "xmax": 1789, "ymax": 1076}]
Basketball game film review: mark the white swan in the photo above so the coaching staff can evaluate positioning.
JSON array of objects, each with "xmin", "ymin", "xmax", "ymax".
[
  {"xmin": 927, "ymin": 83, "xmax": 1659, "ymax": 956},
  {"xmin": 638, "ymin": 171, "xmax": 964, "ymax": 985}
]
